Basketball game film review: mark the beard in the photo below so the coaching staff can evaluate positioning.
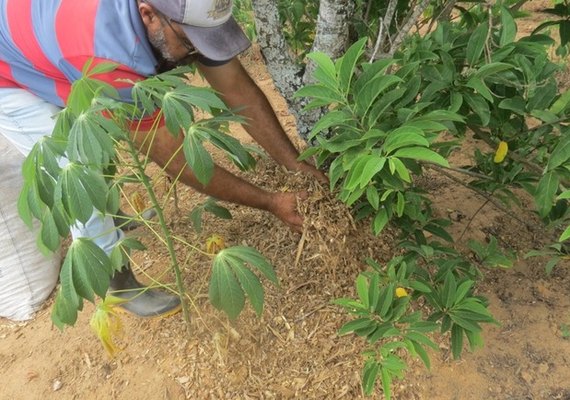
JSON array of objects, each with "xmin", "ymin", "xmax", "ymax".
[
  {"xmin": 147, "ymin": 26, "xmax": 198, "ymax": 73},
  {"xmin": 147, "ymin": 28, "xmax": 177, "ymax": 64}
]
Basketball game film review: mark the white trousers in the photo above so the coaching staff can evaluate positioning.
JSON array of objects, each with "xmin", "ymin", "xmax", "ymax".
[{"xmin": 0, "ymin": 88, "xmax": 121, "ymax": 255}]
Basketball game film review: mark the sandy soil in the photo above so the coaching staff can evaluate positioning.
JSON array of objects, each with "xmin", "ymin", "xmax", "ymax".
[{"xmin": 1, "ymin": 2, "xmax": 570, "ymax": 399}]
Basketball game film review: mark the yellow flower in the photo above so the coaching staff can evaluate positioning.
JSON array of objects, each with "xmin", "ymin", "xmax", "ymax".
[
  {"xmin": 493, "ymin": 141, "xmax": 508, "ymax": 163},
  {"xmin": 395, "ymin": 287, "xmax": 408, "ymax": 298},
  {"xmin": 206, "ymin": 234, "xmax": 226, "ymax": 254}
]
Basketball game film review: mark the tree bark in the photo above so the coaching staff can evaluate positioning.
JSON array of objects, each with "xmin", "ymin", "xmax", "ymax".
[{"xmin": 251, "ymin": 0, "xmax": 353, "ymax": 141}]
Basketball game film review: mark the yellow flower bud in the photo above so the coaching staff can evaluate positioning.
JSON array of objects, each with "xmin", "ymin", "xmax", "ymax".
[
  {"xmin": 395, "ymin": 287, "xmax": 408, "ymax": 298},
  {"xmin": 493, "ymin": 141, "xmax": 508, "ymax": 163},
  {"xmin": 206, "ymin": 234, "xmax": 226, "ymax": 254}
]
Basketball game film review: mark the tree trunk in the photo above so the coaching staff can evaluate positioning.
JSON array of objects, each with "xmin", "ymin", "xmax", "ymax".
[{"xmin": 251, "ymin": 0, "xmax": 353, "ymax": 141}]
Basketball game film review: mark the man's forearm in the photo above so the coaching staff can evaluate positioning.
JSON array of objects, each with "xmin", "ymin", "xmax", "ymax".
[
  {"xmin": 130, "ymin": 126, "xmax": 274, "ymax": 211},
  {"xmin": 198, "ymin": 59, "xmax": 304, "ymax": 171}
]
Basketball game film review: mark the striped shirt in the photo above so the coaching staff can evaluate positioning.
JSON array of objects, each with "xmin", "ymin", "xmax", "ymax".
[{"xmin": 0, "ymin": 0, "xmax": 158, "ymax": 107}]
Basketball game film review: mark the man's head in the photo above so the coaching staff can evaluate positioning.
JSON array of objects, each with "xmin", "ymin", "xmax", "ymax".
[{"xmin": 138, "ymin": 0, "xmax": 249, "ymax": 64}]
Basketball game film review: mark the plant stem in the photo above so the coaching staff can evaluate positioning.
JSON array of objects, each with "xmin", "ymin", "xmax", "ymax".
[
  {"xmin": 125, "ymin": 138, "xmax": 192, "ymax": 333},
  {"xmin": 426, "ymin": 164, "xmax": 531, "ymax": 228}
]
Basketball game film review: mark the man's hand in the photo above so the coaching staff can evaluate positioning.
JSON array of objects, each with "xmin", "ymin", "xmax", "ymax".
[
  {"xmin": 268, "ymin": 192, "xmax": 307, "ymax": 233},
  {"xmin": 295, "ymin": 161, "xmax": 328, "ymax": 185}
]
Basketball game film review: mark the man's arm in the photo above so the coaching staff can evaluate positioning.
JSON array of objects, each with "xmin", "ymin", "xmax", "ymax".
[
  {"xmin": 129, "ymin": 125, "xmax": 304, "ymax": 231},
  {"xmin": 197, "ymin": 58, "xmax": 327, "ymax": 182}
]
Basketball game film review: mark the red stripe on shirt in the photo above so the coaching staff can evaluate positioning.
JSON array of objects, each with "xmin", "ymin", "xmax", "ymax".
[
  {"xmin": 6, "ymin": 0, "xmax": 69, "ymax": 101},
  {"xmin": 55, "ymin": 0, "xmax": 98, "ymax": 70},
  {"xmin": 0, "ymin": 61, "xmax": 16, "ymax": 87}
]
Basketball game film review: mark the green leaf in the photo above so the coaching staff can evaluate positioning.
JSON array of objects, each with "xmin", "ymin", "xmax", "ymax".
[
  {"xmin": 466, "ymin": 22, "xmax": 489, "ymax": 66},
  {"xmin": 79, "ymin": 167, "xmax": 110, "ymax": 214},
  {"xmin": 466, "ymin": 77, "xmax": 493, "ymax": 103},
  {"xmin": 309, "ymin": 110, "xmax": 353, "ymax": 139},
  {"xmin": 381, "ymin": 367, "xmax": 392, "ymax": 400},
  {"xmin": 474, "ymin": 62, "xmax": 513, "ymax": 79},
  {"xmin": 383, "ymin": 127, "xmax": 429, "ymax": 155},
  {"xmin": 535, "ymin": 172, "xmax": 560, "ymax": 217},
  {"xmin": 366, "ymin": 186, "xmax": 380, "ymax": 210},
  {"xmin": 548, "ymin": 135, "xmax": 570, "ymax": 171},
  {"xmin": 60, "ymin": 165, "xmax": 96, "ymax": 224},
  {"xmin": 206, "ymin": 129, "xmax": 255, "ymax": 171},
  {"xmin": 162, "ymin": 92, "xmax": 194, "ymax": 136},
  {"xmin": 338, "ymin": 318, "xmax": 374, "ymax": 335},
  {"xmin": 362, "ymin": 361, "xmax": 380, "ymax": 396},
  {"xmin": 209, "ymin": 257, "xmax": 245, "ymax": 320},
  {"xmin": 337, "ymin": 37, "xmax": 367, "ymax": 94},
  {"xmin": 17, "ymin": 184, "xmax": 34, "ymax": 228},
  {"xmin": 500, "ymin": 7, "xmax": 517, "ymax": 46},
  {"xmin": 368, "ymin": 273, "xmax": 380, "ymax": 312},
  {"xmin": 40, "ymin": 209, "xmax": 61, "ymax": 251},
  {"xmin": 560, "ymin": 20, "xmax": 570, "ymax": 47},
  {"xmin": 230, "ymin": 263, "xmax": 264, "ymax": 316},
  {"xmin": 221, "ymin": 246, "xmax": 279, "ymax": 285},
  {"xmin": 355, "ymin": 75, "xmax": 402, "ymax": 116},
  {"xmin": 70, "ymin": 239, "xmax": 112, "ymax": 302},
  {"xmin": 391, "ymin": 158, "xmax": 411, "ymax": 183},
  {"xmin": 356, "ymin": 274, "xmax": 370, "ymax": 309},
  {"xmin": 294, "ymin": 84, "xmax": 344, "ymax": 104},
  {"xmin": 189, "ymin": 206, "xmax": 203, "ymax": 233},
  {"xmin": 454, "ymin": 280, "xmax": 474, "ymax": 305},
  {"xmin": 392, "ymin": 147, "xmax": 449, "ymax": 167},
  {"xmin": 464, "ymin": 92, "xmax": 491, "ymax": 126},
  {"xmin": 550, "ymin": 90, "xmax": 570, "ymax": 114},
  {"xmin": 358, "ymin": 156, "xmax": 386, "ymax": 189},
  {"xmin": 442, "ymin": 272, "xmax": 457, "ymax": 309},
  {"xmin": 410, "ymin": 340, "xmax": 431, "ymax": 370},
  {"xmin": 373, "ymin": 208, "xmax": 389, "ymax": 235},
  {"xmin": 183, "ymin": 128, "xmax": 214, "ymax": 186},
  {"xmin": 451, "ymin": 323, "xmax": 464, "ymax": 359},
  {"xmin": 307, "ymin": 52, "xmax": 338, "ymax": 89},
  {"xmin": 378, "ymin": 283, "xmax": 395, "ymax": 318},
  {"xmin": 204, "ymin": 200, "xmax": 232, "ymax": 219},
  {"xmin": 51, "ymin": 287, "xmax": 79, "ymax": 330},
  {"xmin": 559, "ymin": 225, "xmax": 570, "ymax": 242},
  {"xmin": 498, "ymin": 97, "xmax": 526, "ymax": 114}
]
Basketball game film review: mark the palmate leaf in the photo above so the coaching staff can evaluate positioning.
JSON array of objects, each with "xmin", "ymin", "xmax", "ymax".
[
  {"xmin": 209, "ymin": 246, "xmax": 278, "ymax": 320},
  {"xmin": 183, "ymin": 127, "xmax": 214, "ymax": 185},
  {"xmin": 67, "ymin": 111, "xmax": 116, "ymax": 165},
  {"xmin": 59, "ymin": 165, "xmax": 97, "ymax": 223},
  {"xmin": 52, "ymin": 238, "xmax": 112, "ymax": 329},
  {"xmin": 69, "ymin": 238, "xmax": 112, "ymax": 302},
  {"xmin": 204, "ymin": 128, "xmax": 256, "ymax": 171},
  {"xmin": 162, "ymin": 91, "xmax": 194, "ymax": 136}
]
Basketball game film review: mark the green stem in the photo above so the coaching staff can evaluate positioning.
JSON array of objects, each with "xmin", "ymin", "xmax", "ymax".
[{"xmin": 125, "ymin": 138, "xmax": 192, "ymax": 332}]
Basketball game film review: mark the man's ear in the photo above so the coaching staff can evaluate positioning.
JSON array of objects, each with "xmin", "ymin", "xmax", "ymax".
[{"xmin": 138, "ymin": 2, "xmax": 160, "ymax": 28}]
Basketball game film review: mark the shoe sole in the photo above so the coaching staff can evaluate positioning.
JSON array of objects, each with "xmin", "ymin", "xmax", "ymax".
[{"xmin": 115, "ymin": 302, "xmax": 183, "ymax": 319}]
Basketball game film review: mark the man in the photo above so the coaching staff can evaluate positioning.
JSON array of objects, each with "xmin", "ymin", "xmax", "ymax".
[{"xmin": 0, "ymin": 0, "xmax": 325, "ymax": 318}]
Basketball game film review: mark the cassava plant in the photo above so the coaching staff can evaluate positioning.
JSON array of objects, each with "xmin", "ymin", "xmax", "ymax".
[
  {"xmin": 295, "ymin": 4, "xmax": 569, "ymax": 397},
  {"xmin": 18, "ymin": 60, "xmax": 279, "ymax": 339}
]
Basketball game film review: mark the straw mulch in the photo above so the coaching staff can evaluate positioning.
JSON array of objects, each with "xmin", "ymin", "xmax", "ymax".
[{"xmin": 114, "ymin": 156, "xmax": 430, "ymax": 399}]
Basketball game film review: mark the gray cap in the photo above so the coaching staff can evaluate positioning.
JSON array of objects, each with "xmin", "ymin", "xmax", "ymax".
[{"xmin": 146, "ymin": 0, "xmax": 250, "ymax": 61}]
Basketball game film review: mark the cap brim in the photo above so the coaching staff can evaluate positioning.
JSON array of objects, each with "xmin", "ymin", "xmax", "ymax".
[{"xmin": 181, "ymin": 17, "xmax": 251, "ymax": 62}]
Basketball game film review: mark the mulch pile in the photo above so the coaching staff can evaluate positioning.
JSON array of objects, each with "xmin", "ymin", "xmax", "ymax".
[{"xmin": 118, "ymin": 158, "xmax": 426, "ymax": 399}]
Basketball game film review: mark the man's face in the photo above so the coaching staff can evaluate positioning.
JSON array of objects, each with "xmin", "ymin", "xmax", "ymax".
[{"xmin": 139, "ymin": 3, "xmax": 199, "ymax": 68}]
